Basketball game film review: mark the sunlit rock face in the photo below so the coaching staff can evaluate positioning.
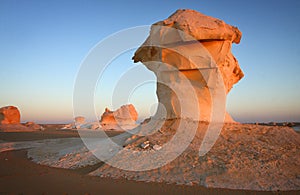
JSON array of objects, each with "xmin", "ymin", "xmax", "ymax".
[
  {"xmin": 133, "ymin": 9, "xmax": 243, "ymax": 122},
  {"xmin": 100, "ymin": 104, "xmax": 138, "ymax": 130},
  {"xmin": 0, "ymin": 106, "xmax": 21, "ymax": 124}
]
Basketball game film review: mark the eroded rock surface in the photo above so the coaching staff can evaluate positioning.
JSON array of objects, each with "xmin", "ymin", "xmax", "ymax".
[
  {"xmin": 100, "ymin": 104, "xmax": 138, "ymax": 130},
  {"xmin": 133, "ymin": 9, "xmax": 243, "ymax": 122},
  {"xmin": 0, "ymin": 106, "xmax": 20, "ymax": 125},
  {"xmin": 90, "ymin": 122, "xmax": 300, "ymax": 191}
]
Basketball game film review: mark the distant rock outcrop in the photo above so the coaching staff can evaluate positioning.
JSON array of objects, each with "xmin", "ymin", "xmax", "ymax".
[
  {"xmin": 61, "ymin": 116, "xmax": 100, "ymax": 130},
  {"xmin": 100, "ymin": 104, "xmax": 138, "ymax": 130},
  {"xmin": 133, "ymin": 9, "xmax": 243, "ymax": 122},
  {"xmin": 73, "ymin": 116, "xmax": 86, "ymax": 129},
  {"xmin": 0, "ymin": 106, "xmax": 45, "ymax": 132},
  {"xmin": 75, "ymin": 116, "xmax": 85, "ymax": 124},
  {"xmin": 61, "ymin": 105, "xmax": 138, "ymax": 131},
  {"xmin": 0, "ymin": 106, "xmax": 21, "ymax": 124},
  {"xmin": 24, "ymin": 121, "xmax": 44, "ymax": 131}
]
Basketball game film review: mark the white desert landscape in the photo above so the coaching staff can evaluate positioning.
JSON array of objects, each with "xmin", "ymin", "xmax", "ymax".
[{"xmin": 1, "ymin": 3, "xmax": 300, "ymax": 195}]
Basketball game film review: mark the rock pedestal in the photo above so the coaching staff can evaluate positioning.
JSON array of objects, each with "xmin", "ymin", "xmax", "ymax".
[{"xmin": 133, "ymin": 9, "xmax": 244, "ymax": 122}]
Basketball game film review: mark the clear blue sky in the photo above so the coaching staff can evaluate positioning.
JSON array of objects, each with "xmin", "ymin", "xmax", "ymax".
[{"xmin": 0, "ymin": 0, "xmax": 299, "ymax": 123}]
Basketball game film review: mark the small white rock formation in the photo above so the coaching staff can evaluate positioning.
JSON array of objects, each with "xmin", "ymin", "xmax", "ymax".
[
  {"xmin": 24, "ymin": 121, "xmax": 44, "ymax": 131},
  {"xmin": 74, "ymin": 116, "xmax": 86, "ymax": 129},
  {"xmin": 62, "ymin": 116, "xmax": 100, "ymax": 130},
  {"xmin": 75, "ymin": 116, "xmax": 85, "ymax": 125},
  {"xmin": 132, "ymin": 9, "xmax": 243, "ymax": 122},
  {"xmin": 100, "ymin": 104, "xmax": 138, "ymax": 130},
  {"xmin": 61, "ymin": 105, "xmax": 138, "ymax": 131}
]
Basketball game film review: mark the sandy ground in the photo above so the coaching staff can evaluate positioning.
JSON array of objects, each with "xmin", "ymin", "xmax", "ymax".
[
  {"xmin": 1, "ymin": 150, "xmax": 265, "ymax": 195},
  {"xmin": 0, "ymin": 125, "xmax": 298, "ymax": 194},
  {"xmin": 89, "ymin": 121, "xmax": 300, "ymax": 191}
]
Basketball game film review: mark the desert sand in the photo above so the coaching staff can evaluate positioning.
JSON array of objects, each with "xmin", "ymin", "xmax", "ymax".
[
  {"xmin": 1, "ymin": 123, "xmax": 300, "ymax": 194},
  {"xmin": 1, "ymin": 125, "xmax": 287, "ymax": 195}
]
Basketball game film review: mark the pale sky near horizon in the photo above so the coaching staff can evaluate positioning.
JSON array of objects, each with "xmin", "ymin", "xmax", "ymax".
[{"xmin": 0, "ymin": 0, "xmax": 299, "ymax": 123}]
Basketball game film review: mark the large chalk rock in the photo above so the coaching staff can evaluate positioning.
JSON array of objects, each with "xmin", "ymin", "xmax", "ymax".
[
  {"xmin": 132, "ymin": 9, "xmax": 243, "ymax": 122},
  {"xmin": 0, "ymin": 106, "xmax": 21, "ymax": 124},
  {"xmin": 100, "ymin": 104, "xmax": 138, "ymax": 130}
]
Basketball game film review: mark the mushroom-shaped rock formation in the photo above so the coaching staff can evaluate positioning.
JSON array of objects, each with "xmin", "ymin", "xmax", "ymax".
[
  {"xmin": 100, "ymin": 104, "xmax": 138, "ymax": 130},
  {"xmin": 0, "ymin": 106, "xmax": 21, "ymax": 124},
  {"xmin": 133, "ymin": 9, "xmax": 244, "ymax": 122}
]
